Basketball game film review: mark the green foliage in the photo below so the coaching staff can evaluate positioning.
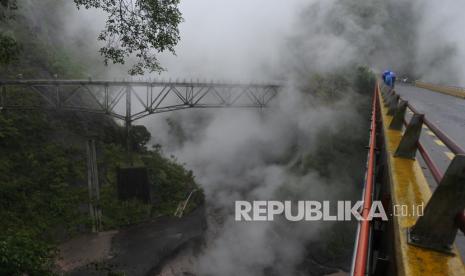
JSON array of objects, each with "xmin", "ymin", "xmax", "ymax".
[
  {"xmin": 0, "ymin": 0, "xmax": 17, "ymax": 21},
  {"xmin": 99, "ymin": 142, "xmax": 204, "ymax": 226},
  {"xmin": 2, "ymin": 0, "xmax": 183, "ymax": 74},
  {"xmin": 0, "ymin": 2, "xmax": 197, "ymax": 274},
  {"xmin": 48, "ymin": 48, "xmax": 87, "ymax": 78},
  {"xmin": 0, "ymin": 110, "xmax": 89, "ymax": 275},
  {"xmin": 355, "ymin": 65, "xmax": 376, "ymax": 94},
  {"xmin": 0, "ymin": 32, "xmax": 20, "ymax": 64},
  {"xmin": 98, "ymin": 143, "xmax": 152, "ymax": 229},
  {"xmin": 129, "ymin": 124, "xmax": 151, "ymax": 152},
  {"xmin": 0, "ymin": 109, "xmax": 203, "ymax": 274},
  {"xmin": 100, "ymin": 191, "xmax": 152, "ymax": 228},
  {"xmin": 74, "ymin": 0, "xmax": 183, "ymax": 75},
  {"xmin": 298, "ymin": 123, "xmax": 366, "ymax": 180},
  {"xmin": 0, "ymin": 19, "xmax": 87, "ymax": 78},
  {"xmin": 0, "ymin": 114, "xmax": 19, "ymax": 141},
  {"xmin": 301, "ymin": 66, "xmax": 375, "ymax": 105},
  {"xmin": 306, "ymin": 72, "xmax": 352, "ymax": 103},
  {"xmin": 288, "ymin": 68, "xmax": 371, "ymax": 193},
  {"xmin": 142, "ymin": 149, "xmax": 203, "ymax": 215},
  {"xmin": 0, "ymin": 112, "xmax": 89, "ymax": 236},
  {"xmin": 0, "ymin": 232, "xmax": 56, "ymax": 276},
  {"xmin": 0, "ymin": 0, "xmax": 16, "ymax": 10},
  {"xmin": 0, "ymin": 0, "xmax": 19, "ymax": 65}
]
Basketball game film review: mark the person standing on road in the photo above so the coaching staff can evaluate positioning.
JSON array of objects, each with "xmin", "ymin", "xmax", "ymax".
[
  {"xmin": 382, "ymin": 70, "xmax": 396, "ymax": 88},
  {"xmin": 382, "ymin": 70, "xmax": 390, "ymax": 83}
]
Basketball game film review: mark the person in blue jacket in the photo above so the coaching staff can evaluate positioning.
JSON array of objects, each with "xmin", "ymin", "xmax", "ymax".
[
  {"xmin": 382, "ymin": 70, "xmax": 390, "ymax": 83},
  {"xmin": 382, "ymin": 70, "xmax": 396, "ymax": 88}
]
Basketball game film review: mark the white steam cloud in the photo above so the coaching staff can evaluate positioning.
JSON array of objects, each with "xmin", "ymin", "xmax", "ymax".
[{"xmin": 150, "ymin": 1, "xmax": 465, "ymax": 275}]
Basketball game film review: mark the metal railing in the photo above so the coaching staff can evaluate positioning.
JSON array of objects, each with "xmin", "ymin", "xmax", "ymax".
[
  {"xmin": 383, "ymin": 85, "xmax": 465, "ymax": 180},
  {"xmin": 382, "ymin": 84, "xmax": 465, "ymax": 250},
  {"xmin": 402, "ymin": 98, "xmax": 465, "ymax": 233},
  {"xmin": 352, "ymin": 82, "xmax": 379, "ymax": 276},
  {"xmin": 352, "ymin": 82, "xmax": 465, "ymax": 275}
]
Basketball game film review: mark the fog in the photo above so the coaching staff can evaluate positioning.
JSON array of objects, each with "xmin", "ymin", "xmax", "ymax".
[
  {"xmin": 155, "ymin": 0, "xmax": 307, "ymax": 81},
  {"xmin": 143, "ymin": 1, "xmax": 465, "ymax": 275},
  {"xmin": 131, "ymin": 1, "xmax": 465, "ymax": 275},
  {"xmin": 147, "ymin": 1, "xmax": 367, "ymax": 275},
  {"xmin": 54, "ymin": 0, "xmax": 465, "ymax": 85},
  {"xmin": 414, "ymin": 0, "xmax": 465, "ymax": 85}
]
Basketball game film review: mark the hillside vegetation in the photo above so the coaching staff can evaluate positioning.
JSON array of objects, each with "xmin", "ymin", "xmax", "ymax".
[{"xmin": 0, "ymin": 2, "xmax": 203, "ymax": 274}]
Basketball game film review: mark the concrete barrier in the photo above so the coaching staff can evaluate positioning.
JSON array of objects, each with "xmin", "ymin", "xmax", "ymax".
[
  {"xmin": 415, "ymin": 81, "xmax": 465, "ymax": 99},
  {"xmin": 378, "ymin": 87, "xmax": 465, "ymax": 275}
]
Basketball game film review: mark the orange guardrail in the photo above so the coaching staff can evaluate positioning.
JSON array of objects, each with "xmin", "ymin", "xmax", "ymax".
[{"xmin": 352, "ymin": 82, "xmax": 379, "ymax": 276}]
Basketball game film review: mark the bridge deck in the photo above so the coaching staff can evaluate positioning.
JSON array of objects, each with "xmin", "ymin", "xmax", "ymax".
[{"xmin": 396, "ymin": 84, "xmax": 465, "ymax": 150}]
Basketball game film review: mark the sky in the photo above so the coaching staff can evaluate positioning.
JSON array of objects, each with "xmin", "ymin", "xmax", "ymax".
[
  {"xmin": 156, "ymin": 0, "xmax": 308, "ymax": 81},
  {"xmin": 64, "ymin": 0, "xmax": 465, "ymax": 86}
]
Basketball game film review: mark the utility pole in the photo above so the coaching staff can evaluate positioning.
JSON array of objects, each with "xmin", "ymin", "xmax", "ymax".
[
  {"xmin": 87, "ymin": 138, "xmax": 102, "ymax": 232},
  {"xmin": 1, "ymin": 85, "xmax": 5, "ymax": 111},
  {"xmin": 125, "ymin": 85, "xmax": 133, "ymax": 165}
]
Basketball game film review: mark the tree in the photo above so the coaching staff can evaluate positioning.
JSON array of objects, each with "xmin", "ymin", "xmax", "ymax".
[
  {"xmin": 0, "ymin": 0, "xmax": 20, "ymax": 65},
  {"xmin": 0, "ymin": 32, "xmax": 20, "ymax": 64},
  {"xmin": 0, "ymin": 0, "xmax": 16, "ymax": 20},
  {"xmin": 74, "ymin": 0, "xmax": 183, "ymax": 75},
  {"xmin": 129, "ymin": 125, "xmax": 151, "ymax": 151}
]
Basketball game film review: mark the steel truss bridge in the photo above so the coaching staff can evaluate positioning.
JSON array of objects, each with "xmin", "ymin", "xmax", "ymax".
[
  {"xmin": 0, "ymin": 80, "xmax": 281, "ymax": 124},
  {"xmin": 0, "ymin": 79, "xmax": 281, "ymax": 232}
]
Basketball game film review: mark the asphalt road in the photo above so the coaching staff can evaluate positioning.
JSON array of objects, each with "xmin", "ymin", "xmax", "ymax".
[
  {"xmin": 396, "ymin": 84, "xmax": 465, "ymax": 149},
  {"xmin": 395, "ymin": 83, "xmax": 465, "ymax": 182},
  {"xmin": 395, "ymin": 83, "xmax": 465, "ymax": 258}
]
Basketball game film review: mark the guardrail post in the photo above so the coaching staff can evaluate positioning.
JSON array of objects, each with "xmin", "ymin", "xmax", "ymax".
[
  {"xmin": 387, "ymin": 88, "xmax": 395, "ymax": 97},
  {"xmin": 384, "ymin": 90, "xmax": 395, "ymax": 107},
  {"xmin": 381, "ymin": 86, "xmax": 390, "ymax": 98},
  {"xmin": 389, "ymin": 100, "xmax": 408, "ymax": 130},
  {"xmin": 408, "ymin": 154, "xmax": 465, "ymax": 254},
  {"xmin": 387, "ymin": 95, "xmax": 400, "ymax": 115},
  {"xmin": 395, "ymin": 114, "xmax": 424, "ymax": 159},
  {"xmin": 383, "ymin": 92, "xmax": 391, "ymax": 107}
]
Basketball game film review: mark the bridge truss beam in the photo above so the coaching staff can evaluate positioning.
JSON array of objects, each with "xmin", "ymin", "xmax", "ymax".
[{"xmin": 0, "ymin": 80, "xmax": 281, "ymax": 123}]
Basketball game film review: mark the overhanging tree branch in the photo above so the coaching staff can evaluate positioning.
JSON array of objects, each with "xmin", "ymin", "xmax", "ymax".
[{"xmin": 74, "ymin": 0, "xmax": 182, "ymax": 75}]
